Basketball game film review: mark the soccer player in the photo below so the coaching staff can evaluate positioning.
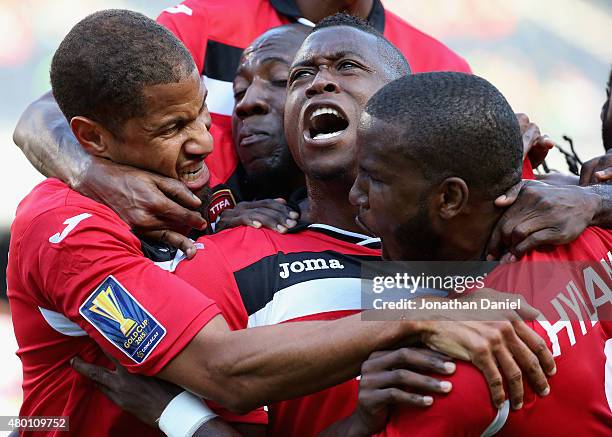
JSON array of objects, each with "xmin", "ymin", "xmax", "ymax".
[
  {"xmin": 14, "ymin": 10, "xmax": 612, "ymax": 256},
  {"xmin": 212, "ymin": 24, "xmax": 310, "ymax": 232},
  {"xmin": 9, "ymin": 11, "xmax": 548, "ymax": 437},
  {"xmin": 13, "ymin": 0, "xmax": 473, "ymax": 248},
  {"xmin": 579, "ymin": 68, "xmax": 612, "ymax": 185},
  {"xmin": 62, "ymin": 15, "xmax": 562, "ymax": 437},
  {"xmin": 61, "ymin": 14, "xmax": 612, "ymax": 436},
  {"xmin": 342, "ymin": 72, "xmax": 612, "ymax": 435},
  {"xmin": 156, "ymin": 0, "xmax": 472, "ymax": 195}
]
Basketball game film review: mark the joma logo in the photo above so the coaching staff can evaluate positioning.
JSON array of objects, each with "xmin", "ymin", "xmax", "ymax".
[{"xmin": 279, "ymin": 258, "xmax": 345, "ymax": 279}]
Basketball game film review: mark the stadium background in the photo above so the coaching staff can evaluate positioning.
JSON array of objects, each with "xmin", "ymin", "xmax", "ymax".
[{"xmin": 0, "ymin": 0, "xmax": 609, "ymax": 426}]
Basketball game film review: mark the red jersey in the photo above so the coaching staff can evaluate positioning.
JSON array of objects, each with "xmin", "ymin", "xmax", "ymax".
[
  {"xmin": 7, "ymin": 178, "xmax": 221, "ymax": 437},
  {"xmin": 157, "ymin": 0, "xmax": 472, "ymax": 194},
  {"xmin": 176, "ymin": 223, "xmax": 382, "ymax": 435},
  {"xmin": 381, "ymin": 227, "xmax": 612, "ymax": 437}
]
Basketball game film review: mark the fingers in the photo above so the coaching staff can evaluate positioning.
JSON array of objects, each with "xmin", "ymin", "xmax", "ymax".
[
  {"xmin": 595, "ymin": 167, "xmax": 612, "ymax": 183},
  {"xmin": 515, "ymin": 113, "xmax": 529, "ymax": 129},
  {"xmin": 512, "ymin": 229, "xmax": 558, "ymax": 258},
  {"xmin": 71, "ymin": 357, "xmax": 114, "ymax": 387},
  {"xmin": 494, "ymin": 181, "xmax": 524, "ymax": 208},
  {"xmin": 363, "ymin": 387, "xmax": 434, "ymax": 408},
  {"xmin": 522, "ymin": 122, "xmax": 541, "ymax": 158},
  {"xmin": 217, "ymin": 199, "xmax": 299, "ymax": 233},
  {"xmin": 512, "ymin": 296, "xmax": 542, "ymax": 321},
  {"xmin": 232, "ymin": 210, "xmax": 294, "ymax": 233},
  {"xmin": 580, "ymin": 154, "xmax": 612, "ymax": 185},
  {"xmin": 513, "ymin": 320, "xmax": 556, "ymax": 377},
  {"xmin": 155, "ymin": 174, "xmax": 202, "ymax": 209},
  {"xmin": 579, "ymin": 161, "xmax": 596, "ymax": 186},
  {"xmin": 142, "ymin": 230, "xmax": 198, "ymax": 258},
  {"xmin": 505, "ymin": 327, "xmax": 550, "ymax": 399},
  {"xmin": 254, "ymin": 199, "xmax": 300, "ymax": 222},
  {"xmin": 364, "ymin": 348, "xmax": 456, "ymax": 375},
  {"xmin": 155, "ymin": 198, "xmax": 208, "ymax": 231},
  {"xmin": 528, "ymin": 136, "xmax": 554, "ymax": 168},
  {"xmin": 494, "ymin": 348, "xmax": 524, "ymax": 409},
  {"xmin": 470, "ymin": 348, "xmax": 506, "ymax": 409},
  {"xmin": 365, "ymin": 368, "xmax": 452, "ymax": 394},
  {"xmin": 246, "ymin": 208, "xmax": 297, "ymax": 233}
]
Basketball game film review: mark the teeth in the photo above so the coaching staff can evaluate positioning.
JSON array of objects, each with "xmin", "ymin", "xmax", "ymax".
[
  {"xmin": 182, "ymin": 166, "xmax": 202, "ymax": 182},
  {"xmin": 313, "ymin": 131, "xmax": 343, "ymax": 140},
  {"xmin": 310, "ymin": 107, "xmax": 344, "ymax": 120}
]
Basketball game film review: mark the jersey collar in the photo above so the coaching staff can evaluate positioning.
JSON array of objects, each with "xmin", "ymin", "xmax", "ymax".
[
  {"xmin": 269, "ymin": 0, "xmax": 386, "ymax": 33},
  {"xmin": 289, "ymin": 222, "xmax": 381, "ymax": 249}
]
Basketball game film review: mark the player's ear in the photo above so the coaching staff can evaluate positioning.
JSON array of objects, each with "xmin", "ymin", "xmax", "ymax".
[
  {"xmin": 70, "ymin": 116, "xmax": 113, "ymax": 159},
  {"xmin": 434, "ymin": 177, "xmax": 469, "ymax": 220}
]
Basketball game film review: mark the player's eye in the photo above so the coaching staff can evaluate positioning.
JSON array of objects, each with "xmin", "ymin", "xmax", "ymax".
[
  {"xmin": 233, "ymin": 88, "xmax": 246, "ymax": 101},
  {"xmin": 161, "ymin": 124, "xmax": 180, "ymax": 136},
  {"xmin": 271, "ymin": 79, "xmax": 288, "ymax": 88},
  {"xmin": 290, "ymin": 69, "xmax": 314, "ymax": 83},
  {"xmin": 338, "ymin": 60, "xmax": 360, "ymax": 70}
]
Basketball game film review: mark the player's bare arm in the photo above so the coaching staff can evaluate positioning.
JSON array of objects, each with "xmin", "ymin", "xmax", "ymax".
[
  {"xmin": 13, "ymin": 91, "xmax": 90, "ymax": 184},
  {"xmin": 70, "ymin": 357, "xmax": 246, "ymax": 436},
  {"xmin": 154, "ymin": 291, "xmax": 554, "ymax": 415},
  {"xmin": 72, "ymin": 347, "xmax": 454, "ymax": 436}
]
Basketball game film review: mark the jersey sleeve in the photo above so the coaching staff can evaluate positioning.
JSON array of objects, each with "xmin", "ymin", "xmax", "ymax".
[
  {"xmin": 380, "ymin": 362, "xmax": 500, "ymax": 437},
  {"xmin": 175, "ymin": 237, "xmax": 250, "ymax": 330},
  {"xmin": 156, "ymin": 0, "xmax": 209, "ymax": 73},
  {"xmin": 175, "ymin": 232, "xmax": 270, "ymax": 424},
  {"xmin": 19, "ymin": 205, "xmax": 220, "ymax": 376}
]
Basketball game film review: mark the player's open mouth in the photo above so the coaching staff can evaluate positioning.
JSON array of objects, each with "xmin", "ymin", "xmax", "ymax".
[
  {"xmin": 305, "ymin": 106, "xmax": 349, "ymax": 143},
  {"xmin": 179, "ymin": 162, "xmax": 210, "ymax": 191}
]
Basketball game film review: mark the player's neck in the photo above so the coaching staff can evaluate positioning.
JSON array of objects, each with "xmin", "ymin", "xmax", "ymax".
[
  {"xmin": 296, "ymin": 0, "xmax": 374, "ymax": 23},
  {"xmin": 437, "ymin": 210, "xmax": 500, "ymax": 261},
  {"xmin": 243, "ymin": 168, "xmax": 305, "ymax": 200},
  {"xmin": 305, "ymin": 178, "xmax": 366, "ymax": 234}
]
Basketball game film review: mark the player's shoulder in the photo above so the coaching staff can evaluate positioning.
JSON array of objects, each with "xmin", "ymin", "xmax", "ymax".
[
  {"xmin": 14, "ymin": 179, "xmax": 117, "ymax": 225},
  {"xmin": 12, "ymin": 178, "xmax": 127, "ymax": 244},
  {"xmin": 158, "ymin": 0, "xmax": 269, "ymax": 21},
  {"xmin": 524, "ymin": 226, "xmax": 611, "ymax": 262},
  {"xmin": 383, "ymin": 9, "xmax": 471, "ymax": 73}
]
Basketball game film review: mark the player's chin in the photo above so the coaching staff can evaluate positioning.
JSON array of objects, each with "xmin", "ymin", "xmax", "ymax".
[{"xmin": 306, "ymin": 159, "xmax": 352, "ymax": 181}]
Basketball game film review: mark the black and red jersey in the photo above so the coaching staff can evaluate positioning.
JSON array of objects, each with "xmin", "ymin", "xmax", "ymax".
[
  {"xmin": 157, "ymin": 0, "xmax": 472, "ymax": 197},
  {"xmin": 175, "ymin": 223, "xmax": 383, "ymax": 435}
]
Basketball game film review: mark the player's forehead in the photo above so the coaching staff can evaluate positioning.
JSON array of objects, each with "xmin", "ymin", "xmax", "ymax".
[
  {"xmin": 239, "ymin": 29, "xmax": 304, "ymax": 72},
  {"xmin": 358, "ymin": 114, "xmax": 401, "ymax": 166},
  {"xmin": 292, "ymin": 26, "xmax": 378, "ymax": 68}
]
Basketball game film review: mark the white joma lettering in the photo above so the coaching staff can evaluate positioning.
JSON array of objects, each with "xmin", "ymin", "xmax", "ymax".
[{"xmin": 279, "ymin": 258, "xmax": 345, "ymax": 279}]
